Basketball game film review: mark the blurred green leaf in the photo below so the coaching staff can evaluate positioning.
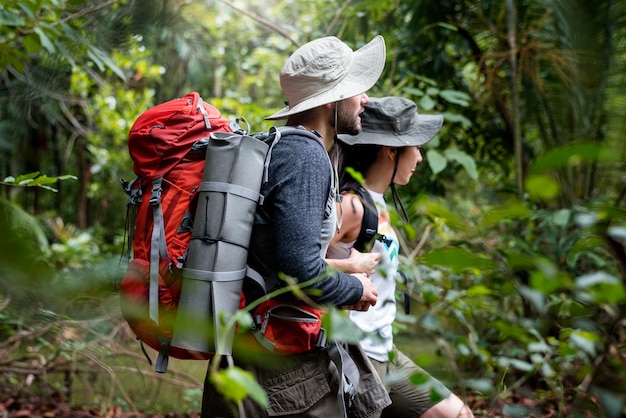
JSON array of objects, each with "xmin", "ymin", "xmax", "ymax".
[
  {"xmin": 576, "ymin": 271, "xmax": 620, "ymax": 288},
  {"xmin": 529, "ymin": 142, "xmax": 616, "ymax": 174},
  {"xmin": 608, "ymin": 226, "xmax": 626, "ymax": 242},
  {"xmin": 518, "ymin": 285, "xmax": 546, "ymax": 314},
  {"xmin": 590, "ymin": 387, "xmax": 624, "ymax": 418},
  {"xmin": 426, "ymin": 149, "xmax": 447, "ymax": 175},
  {"xmin": 419, "ymin": 247, "xmax": 493, "ymax": 273},
  {"xmin": 211, "ymin": 365, "xmax": 267, "ymax": 406},
  {"xmin": 465, "ymin": 378, "xmax": 494, "ymax": 394},
  {"xmin": 481, "ymin": 199, "xmax": 532, "ymax": 227},
  {"xmin": 444, "ymin": 148, "xmax": 478, "ymax": 180},
  {"xmin": 439, "ymin": 90, "xmax": 470, "ymax": 107},
  {"xmin": 419, "ymin": 199, "xmax": 468, "ymax": 232},
  {"xmin": 33, "ymin": 27, "xmax": 55, "ymax": 53},
  {"xmin": 323, "ymin": 307, "xmax": 363, "ymax": 343},
  {"xmin": 525, "ymin": 174, "xmax": 560, "ymax": 200},
  {"xmin": 419, "ymin": 95, "xmax": 435, "ymax": 111}
]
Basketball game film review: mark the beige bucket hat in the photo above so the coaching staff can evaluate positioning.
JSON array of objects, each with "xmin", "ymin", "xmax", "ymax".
[
  {"xmin": 265, "ymin": 35, "xmax": 386, "ymax": 120},
  {"xmin": 338, "ymin": 96, "xmax": 443, "ymax": 147}
]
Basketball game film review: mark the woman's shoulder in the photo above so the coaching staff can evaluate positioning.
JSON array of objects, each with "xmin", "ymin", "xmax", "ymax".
[{"xmin": 336, "ymin": 192, "xmax": 365, "ymax": 243}]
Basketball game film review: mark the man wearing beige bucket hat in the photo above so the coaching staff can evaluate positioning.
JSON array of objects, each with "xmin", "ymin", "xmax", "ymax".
[
  {"xmin": 328, "ymin": 96, "xmax": 474, "ymax": 417},
  {"xmin": 201, "ymin": 36, "xmax": 393, "ymax": 417}
]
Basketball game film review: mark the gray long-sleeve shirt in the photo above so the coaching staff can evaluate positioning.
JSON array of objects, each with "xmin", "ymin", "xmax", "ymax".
[{"xmin": 245, "ymin": 130, "xmax": 363, "ymax": 307}]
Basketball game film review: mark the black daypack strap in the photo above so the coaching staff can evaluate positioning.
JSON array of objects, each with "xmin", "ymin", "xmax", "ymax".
[{"xmin": 352, "ymin": 185, "xmax": 379, "ymax": 252}]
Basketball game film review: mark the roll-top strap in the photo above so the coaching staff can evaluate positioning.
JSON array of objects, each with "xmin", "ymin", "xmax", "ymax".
[
  {"xmin": 199, "ymin": 181, "xmax": 263, "ymax": 203},
  {"xmin": 183, "ymin": 267, "xmax": 247, "ymax": 282}
]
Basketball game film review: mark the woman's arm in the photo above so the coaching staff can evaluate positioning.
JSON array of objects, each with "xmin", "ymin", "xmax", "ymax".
[
  {"xmin": 327, "ymin": 247, "xmax": 380, "ymax": 275},
  {"xmin": 328, "ymin": 193, "xmax": 381, "ymax": 274}
]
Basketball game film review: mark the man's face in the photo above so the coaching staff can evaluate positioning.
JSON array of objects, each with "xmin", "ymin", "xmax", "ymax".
[{"xmin": 333, "ymin": 93, "xmax": 369, "ymax": 136}]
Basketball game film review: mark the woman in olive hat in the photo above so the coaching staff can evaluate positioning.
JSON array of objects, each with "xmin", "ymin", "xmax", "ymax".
[{"xmin": 328, "ymin": 96, "xmax": 474, "ymax": 418}]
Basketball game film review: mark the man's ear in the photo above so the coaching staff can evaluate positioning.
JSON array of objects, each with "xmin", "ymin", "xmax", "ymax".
[{"xmin": 323, "ymin": 102, "xmax": 336, "ymax": 112}]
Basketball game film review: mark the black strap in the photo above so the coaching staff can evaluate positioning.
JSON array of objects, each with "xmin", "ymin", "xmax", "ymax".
[
  {"xmin": 352, "ymin": 185, "xmax": 378, "ymax": 252},
  {"xmin": 398, "ymin": 270, "xmax": 411, "ymax": 315},
  {"xmin": 155, "ymin": 337, "xmax": 170, "ymax": 373}
]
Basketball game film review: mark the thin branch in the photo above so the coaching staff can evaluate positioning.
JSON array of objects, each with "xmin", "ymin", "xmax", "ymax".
[
  {"xmin": 324, "ymin": 0, "xmax": 352, "ymax": 37},
  {"xmin": 219, "ymin": 0, "xmax": 300, "ymax": 48},
  {"xmin": 408, "ymin": 224, "xmax": 433, "ymax": 261}
]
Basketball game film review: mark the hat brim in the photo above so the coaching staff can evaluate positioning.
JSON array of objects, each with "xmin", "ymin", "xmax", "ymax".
[
  {"xmin": 265, "ymin": 36, "xmax": 386, "ymax": 120},
  {"xmin": 338, "ymin": 114, "xmax": 443, "ymax": 146}
]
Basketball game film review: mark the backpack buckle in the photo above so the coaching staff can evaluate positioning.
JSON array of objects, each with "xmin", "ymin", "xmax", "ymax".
[{"xmin": 149, "ymin": 178, "xmax": 163, "ymax": 206}]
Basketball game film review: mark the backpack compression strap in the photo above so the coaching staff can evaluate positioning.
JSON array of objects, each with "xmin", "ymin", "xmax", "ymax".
[
  {"xmin": 149, "ymin": 177, "xmax": 169, "ymax": 324},
  {"xmin": 352, "ymin": 185, "xmax": 378, "ymax": 252}
]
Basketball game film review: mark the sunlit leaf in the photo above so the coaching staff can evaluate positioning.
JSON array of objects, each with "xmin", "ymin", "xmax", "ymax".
[
  {"xmin": 525, "ymin": 174, "xmax": 559, "ymax": 200},
  {"xmin": 15, "ymin": 172, "xmax": 41, "ymax": 182},
  {"xmin": 210, "ymin": 366, "xmax": 267, "ymax": 406},
  {"xmin": 568, "ymin": 330, "xmax": 599, "ymax": 356},
  {"xmin": 23, "ymin": 34, "xmax": 42, "ymax": 54},
  {"xmin": 530, "ymin": 270, "xmax": 572, "ymax": 294},
  {"xmin": 408, "ymin": 371, "xmax": 430, "ymax": 385},
  {"xmin": 419, "ymin": 247, "xmax": 493, "ymax": 273}
]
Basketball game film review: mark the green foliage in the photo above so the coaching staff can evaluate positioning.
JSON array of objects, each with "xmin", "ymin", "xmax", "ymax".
[
  {"xmin": 0, "ymin": 0, "xmax": 125, "ymax": 78},
  {"xmin": 211, "ymin": 366, "xmax": 267, "ymax": 407},
  {"xmin": 1, "ymin": 0, "xmax": 626, "ymax": 415},
  {"xmin": 1, "ymin": 172, "xmax": 76, "ymax": 192}
]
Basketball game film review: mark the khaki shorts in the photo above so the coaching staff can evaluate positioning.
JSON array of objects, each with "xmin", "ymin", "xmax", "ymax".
[{"xmin": 368, "ymin": 346, "xmax": 452, "ymax": 418}]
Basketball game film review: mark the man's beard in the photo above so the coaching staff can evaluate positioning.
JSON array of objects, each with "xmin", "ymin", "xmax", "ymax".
[{"xmin": 333, "ymin": 103, "xmax": 361, "ymax": 136}]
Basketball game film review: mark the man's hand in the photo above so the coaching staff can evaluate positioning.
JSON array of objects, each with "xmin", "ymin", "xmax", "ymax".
[{"xmin": 342, "ymin": 273, "xmax": 377, "ymax": 311}]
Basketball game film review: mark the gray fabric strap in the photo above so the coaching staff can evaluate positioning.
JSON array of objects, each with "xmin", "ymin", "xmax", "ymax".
[
  {"xmin": 149, "ymin": 178, "xmax": 168, "ymax": 324},
  {"xmin": 327, "ymin": 342, "xmax": 360, "ymax": 418},
  {"xmin": 199, "ymin": 181, "xmax": 263, "ymax": 203},
  {"xmin": 245, "ymin": 266, "xmax": 267, "ymax": 294},
  {"xmin": 183, "ymin": 267, "xmax": 247, "ymax": 282}
]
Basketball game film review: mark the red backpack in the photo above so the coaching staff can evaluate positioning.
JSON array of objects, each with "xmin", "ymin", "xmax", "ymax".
[
  {"xmin": 120, "ymin": 94, "xmax": 329, "ymax": 373},
  {"xmin": 120, "ymin": 92, "xmax": 235, "ymax": 372}
]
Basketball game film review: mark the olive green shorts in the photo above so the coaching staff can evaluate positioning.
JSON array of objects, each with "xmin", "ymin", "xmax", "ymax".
[{"xmin": 367, "ymin": 346, "xmax": 452, "ymax": 418}]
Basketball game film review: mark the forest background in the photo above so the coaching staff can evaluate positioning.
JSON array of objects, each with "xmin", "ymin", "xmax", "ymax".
[{"xmin": 1, "ymin": 0, "xmax": 625, "ymax": 417}]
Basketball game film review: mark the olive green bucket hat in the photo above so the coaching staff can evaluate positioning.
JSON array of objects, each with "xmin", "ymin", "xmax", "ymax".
[{"xmin": 338, "ymin": 96, "xmax": 443, "ymax": 146}]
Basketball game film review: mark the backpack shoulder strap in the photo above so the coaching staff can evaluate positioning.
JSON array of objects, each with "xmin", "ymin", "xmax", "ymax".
[
  {"xmin": 260, "ymin": 126, "xmax": 322, "ymax": 184},
  {"xmin": 351, "ymin": 185, "xmax": 378, "ymax": 252}
]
